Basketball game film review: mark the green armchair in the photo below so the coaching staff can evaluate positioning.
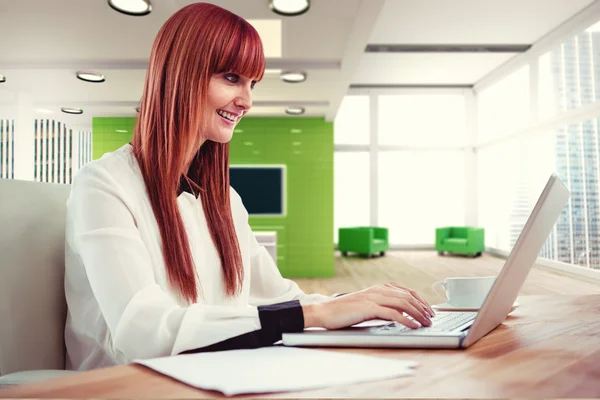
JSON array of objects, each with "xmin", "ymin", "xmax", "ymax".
[
  {"xmin": 436, "ymin": 226, "xmax": 485, "ymax": 257},
  {"xmin": 338, "ymin": 227, "xmax": 389, "ymax": 258}
]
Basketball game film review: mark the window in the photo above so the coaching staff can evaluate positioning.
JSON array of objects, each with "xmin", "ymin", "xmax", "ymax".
[
  {"xmin": 34, "ymin": 119, "xmax": 74, "ymax": 184},
  {"xmin": 334, "ymin": 152, "xmax": 370, "ymax": 243},
  {"xmin": 78, "ymin": 130, "xmax": 92, "ymax": 171},
  {"xmin": 547, "ymin": 119, "xmax": 600, "ymax": 270},
  {"xmin": 478, "ymin": 66, "xmax": 530, "ymax": 144},
  {"xmin": 378, "ymin": 94, "xmax": 467, "ymax": 147},
  {"xmin": 477, "ymin": 133, "xmax": 557, "ymax": 253},
  {"xmin": 539, "ymin": 20, "xmax": 600, "ymax": 119},
  {"xmin": 0, "ymin": 119, "xmax": 14, "ymax": 179},
  {"xmin": 478, "ymin": 17, "xmax": 600, "ymax": 272},
  {"xmin": 378, "ymin": 150, "xmax": 465, "ymax": 245},
  {"xmin": 334, "ymin": 96, "xmax": 370, "ymax": 145}
]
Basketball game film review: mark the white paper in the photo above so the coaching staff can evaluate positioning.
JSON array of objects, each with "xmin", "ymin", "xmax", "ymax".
[{"xmin": 135, "ymin": 346, "xmax": 417, "ymax": 396}]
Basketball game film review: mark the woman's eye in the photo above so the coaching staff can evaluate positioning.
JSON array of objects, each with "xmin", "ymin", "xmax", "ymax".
[
  {"xmin": 251, "ymin": 81, "xmax": 256, "ymax": 90},
  {"xmin": 224, "ymin": 73, "xmax": 239, "ymax": 83}
]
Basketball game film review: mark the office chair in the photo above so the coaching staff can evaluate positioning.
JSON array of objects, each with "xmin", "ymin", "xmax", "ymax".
[{"xmin": 0, "ymin": 179, "xmax": 77, "ymax": 386}]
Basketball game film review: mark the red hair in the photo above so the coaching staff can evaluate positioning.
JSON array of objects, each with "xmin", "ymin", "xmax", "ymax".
[{"xmin": 131, "ymin": 3, "xmax": 265, "ymax": 303}]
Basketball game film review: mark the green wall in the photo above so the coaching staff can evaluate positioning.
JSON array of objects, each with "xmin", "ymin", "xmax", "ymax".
[
  {"xmin": 92, "ymin": 118, "xmax": 135, "ymax": 160},
  {"xmin": 92, "ymin": 117, "xmax": 334, "ymax": 278}
]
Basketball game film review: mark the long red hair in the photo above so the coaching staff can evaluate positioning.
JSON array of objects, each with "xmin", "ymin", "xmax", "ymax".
[{"xmin": 131, "ymin": 3, "xmax": 265, "ymax": 303}]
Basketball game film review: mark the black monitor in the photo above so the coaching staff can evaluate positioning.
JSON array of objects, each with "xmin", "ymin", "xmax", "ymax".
[{"xmin": 229, "ymin": 165, "xmax": 285, "ymax": 216}]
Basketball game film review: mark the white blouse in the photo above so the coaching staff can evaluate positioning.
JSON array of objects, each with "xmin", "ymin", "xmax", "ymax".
[{"xmin": 64, "ymin": 144, "xmax": 330, "ymax": 371}]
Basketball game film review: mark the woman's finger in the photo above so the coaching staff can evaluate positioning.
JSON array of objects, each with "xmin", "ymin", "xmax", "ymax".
[
  {"xmin": 372, "ymin": 293, "xmax": 431, "ymax": 327},
  {"xmin": 387, "ymin": 282, "xmax": 435, "ymax": 316},
  {"xmin": 377, "ymin": 306, "xmax": 420, "ymax": 329},
  {"xmin": 381, "ymin": 285, "xmax": 434, "ymax": 319}
]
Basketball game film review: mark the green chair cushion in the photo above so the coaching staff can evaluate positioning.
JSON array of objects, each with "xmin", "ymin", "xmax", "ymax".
[{"xmin": 444, "ymin": 238, "xmax": 468, "ymax": 246}]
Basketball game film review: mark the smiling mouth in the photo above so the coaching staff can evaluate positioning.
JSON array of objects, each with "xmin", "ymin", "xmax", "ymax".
[{"xmin": 217, "ymin": 109, "xmax": 240, "ymax": 122}]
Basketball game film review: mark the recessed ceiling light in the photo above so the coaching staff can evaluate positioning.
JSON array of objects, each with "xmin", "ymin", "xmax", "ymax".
[
  {"xmin": 76, "ymin": 71, "xmax": 105, "ymax": 83},
  {"xmin": 107, "ymin": 0, "xmax": 152, "ymax": 16},
  {"xmin": 270, "ymin": 0, "xmax": 310, "ymax": 16},
  {"xmin": 0, "ymin": 75, "xmax": 5, "ymax": 83},
  {"xmin": 61, "ymin": 107, "xmax": 83, "ymax": 115},
  {"xmin": 281, "ymin": 71, "xmax": 307, "ymax": 83},
  {"xmin": 116, "ymin": 129, "xmax": 128, "ymax": 133},
  {"xmin": 285, "ymin": 106, "xmax": 305, "ymax": 115}
]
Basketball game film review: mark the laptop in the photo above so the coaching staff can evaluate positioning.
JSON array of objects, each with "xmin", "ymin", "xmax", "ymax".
[{"xmin": 282, "ymin": 173, "xmax": 570, "ymax": 349}]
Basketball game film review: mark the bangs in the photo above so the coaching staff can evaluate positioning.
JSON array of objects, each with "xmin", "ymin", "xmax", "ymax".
[{"xmin": 212, "ymin": 21, "xmax": 266, "ymax": 82}]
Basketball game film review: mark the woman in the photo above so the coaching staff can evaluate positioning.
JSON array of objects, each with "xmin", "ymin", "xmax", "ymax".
[{"xmin": 64, "ymin": 2, "xmax": 434, "ymax": 371}]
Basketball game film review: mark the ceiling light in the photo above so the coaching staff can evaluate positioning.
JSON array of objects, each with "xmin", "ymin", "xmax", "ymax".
[
  {"xmin": 281, "ymin": 71, "xmax": 307, "ymax": 83},
  {"xmin": 61, "ymin": 107, "xmax": 83, "ymax": 115},
  {"xmin": 116, "ymin": 129, "xmax": 128, "ymax": 133},
  {"xmin": 107, "ymin": 0, "xmax": 152, "ymax": 16},
  {"xmin": 270, "ymin": 0, "xmax": 310, "ymax": 16},
  {"xmin": 285, "ymin": 106, "xmax": 305, "ymax": 115},
  {"xmin": 76, "ymin": 71, "xmax": 105, "ymax": 83},
  {"xmin": 0, "ymin": 75, "xmax": 5, "ymax": 83}
]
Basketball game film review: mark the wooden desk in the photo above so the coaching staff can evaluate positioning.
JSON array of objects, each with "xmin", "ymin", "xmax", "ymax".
[{"xmin": 2, "ymin": 294, "xmax": 600, "ymax": 398}]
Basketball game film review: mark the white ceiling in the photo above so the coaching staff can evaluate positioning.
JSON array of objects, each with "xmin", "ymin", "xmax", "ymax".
[
  {"xmin": 370, "ymin": 0, "xmax": 595, "ymax": 44},
  {"xmin": 353, "ymin": 53, "xmax": 518, "ymax": 86},
  {"xmin": 0, "ymin": 0, "xmax": 597, "ymax": 127},
  {"xmin": 352, "ymin": 0, "xmax": 596, "ymax": 86}
]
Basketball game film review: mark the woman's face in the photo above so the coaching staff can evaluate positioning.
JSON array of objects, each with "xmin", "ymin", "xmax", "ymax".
[{"xmin": 204, "ymin": 72, "xmax": 256, "ymax": 143}]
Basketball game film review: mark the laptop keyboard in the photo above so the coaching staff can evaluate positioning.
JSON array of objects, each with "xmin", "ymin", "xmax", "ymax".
[{"xmin": 373, "ymin": 311, "xmax": 478, "ymax": 334}]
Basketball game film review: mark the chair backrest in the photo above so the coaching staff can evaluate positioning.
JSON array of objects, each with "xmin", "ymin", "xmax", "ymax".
[
  {"xmin": 450, "ymin": 227, "xmax": 469, "ymax": 238},
  {"xmin": 0, "ymin": 179, "xmax": 71, "ymax": 376}
]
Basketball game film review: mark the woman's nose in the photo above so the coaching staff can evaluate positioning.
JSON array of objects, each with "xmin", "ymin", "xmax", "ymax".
[{"xmin": 234, "ymin": 87, "xmax": 252, "ymax": 111}]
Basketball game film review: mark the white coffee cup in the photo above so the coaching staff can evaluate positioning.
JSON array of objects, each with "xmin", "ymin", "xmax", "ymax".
[{"xmin": 431, "ymin": 276, "xmax": 497, "ymax": 308}]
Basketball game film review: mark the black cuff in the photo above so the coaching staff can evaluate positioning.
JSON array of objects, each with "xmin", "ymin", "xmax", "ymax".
[
  {"xmin": 178, "ymin": 300, "xmax": 304, "ymax": 355},
  {"xmin": 258, "ymin": 299, "xmax": 305, "ymax": 334}
]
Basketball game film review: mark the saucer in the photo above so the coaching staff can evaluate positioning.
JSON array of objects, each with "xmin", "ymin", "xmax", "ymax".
[{"xmin": 432, "ymin": 301, "xmax": 520, "ymax": 313}]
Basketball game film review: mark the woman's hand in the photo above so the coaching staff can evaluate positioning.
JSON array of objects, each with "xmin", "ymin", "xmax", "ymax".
[{"xmin": 302, "ymin": 283, "xmax": 435, "ymax": 330}]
